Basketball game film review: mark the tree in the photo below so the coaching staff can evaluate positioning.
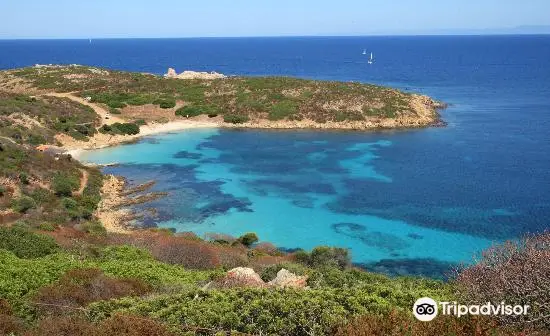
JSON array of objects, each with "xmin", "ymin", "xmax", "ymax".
[{"xmin": 237, "ymin": 232, "xmax": 259, "ymax": 247}]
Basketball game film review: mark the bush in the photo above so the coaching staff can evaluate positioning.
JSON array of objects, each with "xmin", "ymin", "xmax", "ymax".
[
  {"xmin": 99, "ymin": 123, "xmax": 140, "ymax": 135},
  {"xmin": 308, "ymin": 246, "xmax": 351, "ymax": 270},
  {"xmin": 79, "ymin": 220, "xmax": 107, "ymax": 235},
  {"xmin": 38, "ymin": 223, "xmax": 57, "ymax": 232},
  {"xmin": 26, "ymin": 314, "xmax": 178, "ymax": 336},
  {"xmin": 269, "ymin": 100, "xmax": 298, "ymax": 120},
  {"xmin": 334, "ymin": 310, "xmax": 514, "ymax": 336},
  {"xmin": 33, "ymin": 268, "xmax": 151, "ymax": 316},
  {"xmin": 223, "ymin": 114, "xmax": 249, "ymax": 124},
  {"xmin": 106, "ymin": 101, "xmax": 126, "ymax": 109},
  {"xmin": 52, "ymin": 172, "xmax": 79, "ymax": 197},
  {"xmin": 154, "ymin": 98, "xmax": 176, "ymax": 109},
  {"xmin": 0, "ymin": 185, "xmax": 6, "ymax": 196},
  {"xmin": 19, "ymin": 172, "xmax": 30, "ymax": 184},
  {"xmin": 134, "ymin": 119, "xmax": 146, "ymax": 126},
  {"xmin": 88, "ymin": 280, "xmax": 452, "ymax": 336},
  {"xmin": 237, "ymin": 232, "xmax": 259, "ymax": 247},
  {"xmin": 11, "ymin": 195, "xmax": 36, "ymax": 213},
  {"xmin": 151, "ymin": 237, "xmax": 220, "ymax": 269},
  {"xmin": 175, "ymin": 104, "xmax": 218, "ymax": 117},
  {"xmin": 456, "ymin": 232, "xmax": 550, "ymax": 330},
  {"xmin": 0, "ymin": 227, "xmax": 58, "ymax": 258}
]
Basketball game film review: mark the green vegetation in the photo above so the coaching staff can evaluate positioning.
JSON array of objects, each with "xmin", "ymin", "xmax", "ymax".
[
  {"xmin": 223, "ymin": 114, "xmax": 249, "ymax": 124},
  {"xmin": 99, "ymin": 122, "xmax": 140, "ymax": 135},
  {"xmin": 236, "ymin": 232, "xmax": 259, "ymax": 247},
  {"xmin": 1, "ymin": 66, "xmax": 438, "ymax": 128},
  {"xmin": 0, "ymin": 92, "xmax": 99, "ymax": 144},
  {"xmin": 0, "ymin": 227, "xmax": 58, "ymax": 259}
]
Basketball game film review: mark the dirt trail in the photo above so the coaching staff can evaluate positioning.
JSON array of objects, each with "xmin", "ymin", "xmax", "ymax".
[
  {"xmin": 42, "ymin": 92, "xmax": 125, "ymax": 125},
  {"xmin": 74, "ymin": 168, "xmax": 89, "ymax": 196}
]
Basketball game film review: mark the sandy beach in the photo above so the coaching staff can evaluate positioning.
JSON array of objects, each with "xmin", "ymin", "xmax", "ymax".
[{"xmin": 63, "ymin": 119, "xmax": 219, "ymax": 159}]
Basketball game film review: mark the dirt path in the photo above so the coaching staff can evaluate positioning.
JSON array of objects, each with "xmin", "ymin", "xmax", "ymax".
[
  {"xmin": 74, "ymin": 168, "xmax": 89, "ymax": 196},
  {"xmin": 42, "ymin": 92, "xmax": 125, "ymax": 125}
]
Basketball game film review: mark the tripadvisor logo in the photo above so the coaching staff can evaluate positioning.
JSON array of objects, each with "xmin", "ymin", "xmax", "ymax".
[
  {"xmin": 413, "ymin": 297, "xmax": 438, "ymax": 321},
  {"xmin": 413, "ymin": 297, "xmax": 530, "ymax": 322}
]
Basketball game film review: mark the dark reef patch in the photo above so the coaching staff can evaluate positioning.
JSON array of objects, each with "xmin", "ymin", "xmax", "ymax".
[
  {"xmin": 102, "ymin": 163, "xmax": 253, "ymax": 225},
  {"xmin": 331, "ymin": 222, "xmax": 410, "ymax": 252},
  {"xmin": 173, "ymin": 150, "xmax": 203, "ymax": 159},
  {"xmin": 358, "ymin": 258, "xmax": 458, "ymax": 279}
]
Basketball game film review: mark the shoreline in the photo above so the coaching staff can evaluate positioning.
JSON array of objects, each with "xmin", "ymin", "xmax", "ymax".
[{"xmin": 64, "ymin": 113, "xmax": 445, "ymax": 160}]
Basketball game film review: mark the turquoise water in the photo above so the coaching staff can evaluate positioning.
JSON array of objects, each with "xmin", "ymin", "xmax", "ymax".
[{"xmin": 80, "ymin": 129, "xmax": 495, "ymax": 277}]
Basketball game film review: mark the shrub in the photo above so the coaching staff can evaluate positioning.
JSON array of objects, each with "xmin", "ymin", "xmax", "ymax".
[
  {"xmin": 38, "ymin": 223, "xmax": 57, "ymax": 232},
  {"xmin": 115, "ymin": 123, "xmax": 140, "ymax": 135},
  {"xmin": 88, "ymin": 282, "xmax": 452, "ymax": 336},
  {"xmin": 134, "ymin": 119, "xmax": 146, "ymax": 125},
  {"xmin": 175, "ymin": 104, "xmax": 218, "ymax": 117},
  {"xmin": 33, "ymin": 268, "xmax": 151, "ymax": 316},
  {"xmin": 309, "ymin": 246, "xmax": 351, "ymax": 270},
  {"xmin": 79, "ymin": 220, "xmax": 107, "ymax": 235},
  {"xmin": 0, "ymin": 185, "xmax": 6, "ymax": 196},
  {"xmin": 52, "ymin": 172, "xmax": 79, "ymax": 197},
  {"xmin": 99, "ymin": 123, "xmax": 140, "ymax": 135},
  {"xmin": 456, "ymin": 232, "xmax": 550, "ymax": 330},
  {"xmin": 237, "ymin": 232, "xmax": 259, "ymax": 247},
  {"xmin": 269, "ymin": 100, "xmax": 298, "ymax": 120},
  {"xmin": 11, "ymin": 195, "xmax": 36, "ymax": 213},
  {"xmin": 151, "ymin": 237, "xmax": 220, "ymax": 269},
  {"xmin": 106, "ymin": 101, "xmax": 126, "ymax": 109},
  {"xmin": 26, "ymin": 314, "xmax": 178, "ymax": 336},
  {"xmin": 223, "ymin": 114, "xmax": 249, "ymax": 124},
  {"xmin": 154, "ymin": 98, "xmax": 176, "ymax": 109},
  {"xmin": 334, "ymin": 310, "xmax": 513, "ymax": 336},
  {"xmin": 0, "ymin": 227, "xmax": 58, "ymax": 258},
  {"xmin": 19, "ymin": 172, "xmax": 30, "ymax": 184}
]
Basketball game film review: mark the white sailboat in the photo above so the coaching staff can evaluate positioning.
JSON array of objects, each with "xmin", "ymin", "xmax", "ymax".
[
  {"xmin": 362, "ymin": 49, "xmax": 367, "ymax": 55},
  {"xmin": 368, "ymin": 52, "xmax": 374, "ymax": 64}
]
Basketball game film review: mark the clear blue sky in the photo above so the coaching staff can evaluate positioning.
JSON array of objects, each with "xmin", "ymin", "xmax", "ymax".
[{"xmin": 1, "ymin": 0, "xmax": 549, "ymax": 38}]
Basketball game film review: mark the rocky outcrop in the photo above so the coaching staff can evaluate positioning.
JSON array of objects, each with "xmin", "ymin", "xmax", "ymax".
[
  {"xmin": 164, "ymin": 68, "xmax": 226, "ymax": 80},
  {"xmin": 268, "ymin": 269, "xmax": 308, "ymax": 288},
  {"xmin": 206, "ymin": 267, "xmax": 308, "ymax": 290},
  {"xmin": 211, "ymin": 267, "xmax": 266, "ymax": 289}
]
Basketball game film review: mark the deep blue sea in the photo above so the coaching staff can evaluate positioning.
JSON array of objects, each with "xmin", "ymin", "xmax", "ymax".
[{"xmin": 2, "ymin": 36, "xmax": 549, "ymax": 277}]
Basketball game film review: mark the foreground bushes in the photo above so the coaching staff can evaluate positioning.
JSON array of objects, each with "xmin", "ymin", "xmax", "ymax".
[
  {"xmin": 334, "ymin": 310, "xmax": 530, "ymax": 336},
  {"xmin": 88, "ymin": 279, "xmax": 451, "ymax": 336},
  {"xmin": 456, "ymin": 232, "xmax": 550, "ymax": 330},
  {"xmin": 25, "ymin": 314, "xmax": 179, "ymax": 336},
  {"xmin": 33, "ymin": 268, "xmax": 151, "ymax": 316},
  {"xmin": 0, "ymin": 227, "xmax": 58, "ymax": 258}
]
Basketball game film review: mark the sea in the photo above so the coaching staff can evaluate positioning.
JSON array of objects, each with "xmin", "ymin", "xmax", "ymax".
[{"xmin": 1, "ymin": 36, "xmax": 549, "ymax": 278}]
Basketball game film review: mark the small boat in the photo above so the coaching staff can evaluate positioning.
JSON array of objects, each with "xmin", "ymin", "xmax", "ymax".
[
  {"xmin": 368, "ymin": 52, "xmax": 374, "ymax": 64},
  {"xmin": 362, "ymin": 49, "xmax": 367, "ymax": 55},
  {"xmin": 89, "ymin": 39, "xmax": 92, "ymax": 44}
]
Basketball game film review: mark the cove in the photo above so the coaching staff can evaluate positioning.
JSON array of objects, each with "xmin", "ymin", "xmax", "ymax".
[{"xmin": 78, "ymin": 127, "xmax": 538, "ymax": 278}]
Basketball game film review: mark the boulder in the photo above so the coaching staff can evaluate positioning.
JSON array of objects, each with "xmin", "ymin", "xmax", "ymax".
[
  {"xmin": 268, "ymin": 268, "xmax": 308, "ymax": 289},
  {"xmin": 211, "ymin": 267, "xmax": 266, "ymax": 289},
  {"xmin": 165, "ymin": 68, "xmax": 178, "ymax": 78}
]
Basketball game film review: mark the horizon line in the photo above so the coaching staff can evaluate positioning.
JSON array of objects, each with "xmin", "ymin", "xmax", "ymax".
[{"xmin": 1, "ymin": 32, "xmax": 550, "ymax": 40}]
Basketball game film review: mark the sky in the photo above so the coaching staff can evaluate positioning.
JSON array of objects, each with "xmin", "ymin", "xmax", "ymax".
[{"xmin": 1, "ymin": 0, "xmax": 549, "ymax": 39}]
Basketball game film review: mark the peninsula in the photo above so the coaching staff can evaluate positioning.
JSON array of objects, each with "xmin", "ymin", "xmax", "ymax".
[{"xmin": 0, "ymin": 64, "xmax": 445, "ymax": 150}]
